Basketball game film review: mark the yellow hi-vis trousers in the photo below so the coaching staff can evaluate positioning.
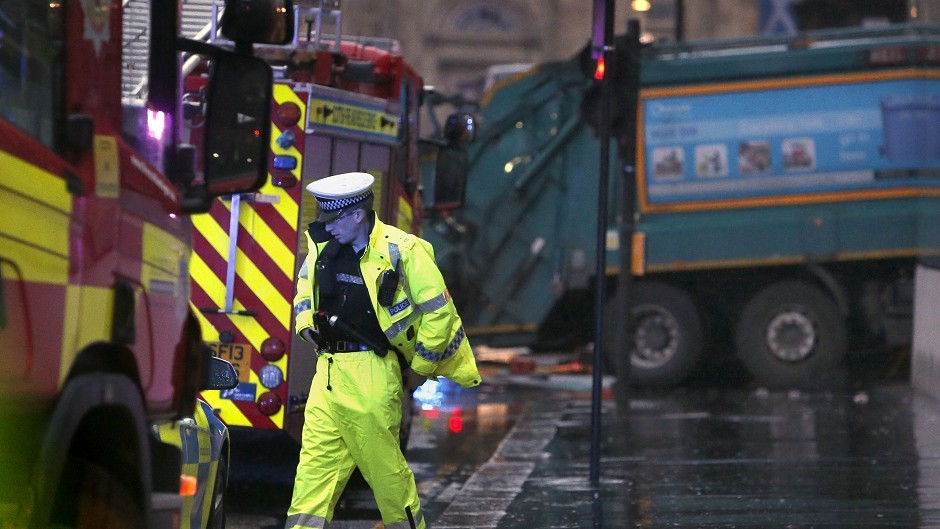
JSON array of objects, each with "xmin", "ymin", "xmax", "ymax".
[{"xmin": 285, "ymin": 351, "xmax": 426, "ymax": 529}]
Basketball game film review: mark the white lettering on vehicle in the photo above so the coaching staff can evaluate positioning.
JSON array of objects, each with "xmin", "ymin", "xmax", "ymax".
[{"xmin": 131, "ymin": 156, "xmax": 177, "ymax": 201}]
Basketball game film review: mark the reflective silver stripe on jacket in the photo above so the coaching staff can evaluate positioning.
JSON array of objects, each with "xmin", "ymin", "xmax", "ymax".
[
  {"xmin": 298, "ymin": 261, "xmax": 308, "ymax": 280},
  {"xmin": 388, "ymin": 243, "xmax": 401, "ymax": 270},
  {"xmin": 414, "ymin": 289, "xmax": 450, "ymax": 313},
  {"xmin": 388, "ymin": 242, "xmax": 410, "ymax": 311},
  {"xmin": 337, "ymin": 272, "xmax": 364, "ymax": 285},
  {"xmin": 284, "ymin": 513, "xmax": 326, "ymax": 529},
  {"xmin": 415, "ymin": 326, "xmax": 465, "ymax": 362},
  {"xmin": 382, "ymin": 290, "xmax": 451, "ymax": 341},
  {"xmin": 384, "ymin": 311, "xmax": 421, "ymax": 340}
]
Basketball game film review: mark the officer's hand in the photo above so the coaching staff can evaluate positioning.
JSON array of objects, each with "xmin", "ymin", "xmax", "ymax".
[
  {"xmin": 405, "ymin": 370, "xmax": 427, "ymax": 394},
  {"xmin": 299, "ymin": 328, "xmax": 319, "ymax": 349}
]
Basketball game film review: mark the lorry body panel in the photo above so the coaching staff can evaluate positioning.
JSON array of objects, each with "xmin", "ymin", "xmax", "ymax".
[{"xmin": 430, "ymin": 24, "xmax": 940, "ymax": 387}]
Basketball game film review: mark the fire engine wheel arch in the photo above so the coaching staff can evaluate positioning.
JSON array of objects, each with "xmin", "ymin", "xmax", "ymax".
[
  {"xmin": 41, "ymin": 373, "xmax": 152, "ymax": 528},
  {"xmin": 613, "ymin": 281, "xmax": 705, "ymax": 388},
  {"xmin": 64, "ymin": 341, "xmax": 142, "ymax": 390},
  {"xmin": 734, "ymin": 280, "xmax": 847, "ymax": 389},
  {"xmin": 50, "ymin": 457, "xmax": 146, "ymax": 528}
]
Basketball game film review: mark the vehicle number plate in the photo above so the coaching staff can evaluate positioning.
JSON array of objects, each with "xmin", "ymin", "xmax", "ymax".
[{"xmin": 207, "ymin": 342, "xmax": 253, "ymax": 383}]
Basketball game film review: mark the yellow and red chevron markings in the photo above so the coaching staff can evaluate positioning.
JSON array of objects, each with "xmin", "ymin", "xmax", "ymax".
[{"xmin": 192, "ymin": 84, "xmax": 308, "ymax": 429}]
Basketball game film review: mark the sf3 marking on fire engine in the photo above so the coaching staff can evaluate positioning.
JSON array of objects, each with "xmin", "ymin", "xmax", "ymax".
[
  {"xmin": 309, "ymin": 98, "xmax": 398, "ymax": 138},
  {"xmin": 208, "ymin": 342, "xmax": 253, "ymax": 383}
]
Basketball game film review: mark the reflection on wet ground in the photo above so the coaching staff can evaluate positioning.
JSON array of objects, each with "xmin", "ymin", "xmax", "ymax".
[
  {"xmin": 227, "ymin": 351, "xmax": 940, "ymax": 529},
  {"xmin": 408, "ymin": 380, "xmax": 527, "ymax": 523},
  {"xmin": 225, "ymin": 379, "xmax": 523, "ymax": 528},
  {"xmin": 483, "ymin": 382, "xmax": 940, "ymax": 528}
]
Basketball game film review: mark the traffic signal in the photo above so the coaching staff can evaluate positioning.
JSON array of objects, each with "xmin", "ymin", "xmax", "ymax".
[
  {"xmin": 579, "ymin": 30, "xmax": 640, "ymax": 143},
  {"xmin": 594, "ymin": 56, "xmax": 606, "ymax": 81}
]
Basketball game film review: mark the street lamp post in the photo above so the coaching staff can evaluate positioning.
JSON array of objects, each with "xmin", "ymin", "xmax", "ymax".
[
  {"xmin": 676, "ymin": 0, "xmax": 684, "ymax": 41},
  {"xmin": 589, "ymin": 0, "xmax": 613, "ymax": 488}
]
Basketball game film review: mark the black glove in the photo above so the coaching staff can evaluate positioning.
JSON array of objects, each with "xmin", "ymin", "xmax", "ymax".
[
  {"xmin": 299, "ymin": 327, "xmax": 320, "ymax": 350},
  {"xmin": 405, "ymin": 370, "xmax": 427, "ymax": 394}
]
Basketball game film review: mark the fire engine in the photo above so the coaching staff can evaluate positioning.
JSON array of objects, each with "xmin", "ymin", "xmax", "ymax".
[
  {"xmin": 189, "ymin": 2, "xmax": 468, "ymax": 445},
  {"xmin": 0, "ymin": 0, "xmax": 290, "ymax": 526}
]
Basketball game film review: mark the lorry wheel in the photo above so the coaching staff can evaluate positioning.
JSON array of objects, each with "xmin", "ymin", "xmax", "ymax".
[
  {"xmin": 627, "ymin": 281, "xmax": 704, "ymax": 387},
  {"xmin": 735, "ymin": 280, "xmax": 846, "ymax": 389}
]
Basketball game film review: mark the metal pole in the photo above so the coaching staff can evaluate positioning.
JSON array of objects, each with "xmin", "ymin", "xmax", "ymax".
[
  {"xmin": 224, "ymin": 193, "xmax": 241, "ymax": 313},
  {"xmin": 675, "ymin": 0, "xmax": 685, "ymax": 42},
  {"xmin": 590, "ymin": 0, "xmax": 614, "ymax": 487},
  {"xmin": 612, "ymin": 19, "xmax": 642, "ymax": 406}
]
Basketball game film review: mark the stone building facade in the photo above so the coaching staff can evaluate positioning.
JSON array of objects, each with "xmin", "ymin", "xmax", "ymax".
[
  {"xmin": 341, "ymin": 0, "xmax": 593, "ymax": 103},
  {"xmin": 339, "ymin": 0, "xmax": 940, "ymax": 106}
]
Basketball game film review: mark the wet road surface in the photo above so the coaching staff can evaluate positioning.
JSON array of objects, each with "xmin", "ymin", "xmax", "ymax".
[
  {"xmin": 224, "ymin": 378, "xmax": 524, "ymax": 529},
  {"xmin": 507, "ymin": 383, "xmax": 940, "ymax": 528},
  {"xmin": 226, "ymin": 352, "xmax": 940, "ymax": 528}
]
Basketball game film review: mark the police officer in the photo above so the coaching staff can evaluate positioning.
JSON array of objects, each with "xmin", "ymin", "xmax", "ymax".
[{"xmin": 286, "ymin": 172, "xmax": 481, "ymax": 529}]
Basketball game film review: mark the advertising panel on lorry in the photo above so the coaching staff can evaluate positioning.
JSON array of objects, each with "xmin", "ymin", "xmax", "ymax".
[{"xmin": 642, "ymin": 76, "xmax": 940, "ymax": 209}]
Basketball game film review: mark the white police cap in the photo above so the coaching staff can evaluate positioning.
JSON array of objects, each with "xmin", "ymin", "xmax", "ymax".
[{"xmin": 306, "ymin": 172, "xmax": 375, "ymax": 221}]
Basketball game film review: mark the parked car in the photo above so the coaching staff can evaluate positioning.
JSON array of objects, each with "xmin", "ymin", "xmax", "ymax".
[{"xmin": 154, "ymin": 356, "xmax": 237, "ymax": 529}]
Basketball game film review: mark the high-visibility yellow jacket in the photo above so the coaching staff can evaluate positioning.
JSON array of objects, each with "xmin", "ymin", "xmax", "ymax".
[{"xmin": 294, "ymin": 214, "xmax": 481, "ymax": 388}]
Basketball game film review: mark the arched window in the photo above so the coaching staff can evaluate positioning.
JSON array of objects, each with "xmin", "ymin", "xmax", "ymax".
[{"xmin": 453, "ymin": 4, "xmax": 522, "ymax": 33}]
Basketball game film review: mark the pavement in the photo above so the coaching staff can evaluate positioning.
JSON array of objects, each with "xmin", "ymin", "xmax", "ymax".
[{"xmin": 424, "ymin": 350, "xmax": 940, "ymax": 529}]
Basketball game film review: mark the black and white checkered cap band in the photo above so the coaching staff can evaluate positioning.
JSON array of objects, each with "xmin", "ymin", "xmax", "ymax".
[{"xmin": 317, "ymin": 190, "xmax": 373, "ymax": 212}]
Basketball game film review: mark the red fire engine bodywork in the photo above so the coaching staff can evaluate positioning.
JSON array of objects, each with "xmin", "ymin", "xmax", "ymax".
[{"xmin": 0, "ymin": 0, "xmax": 281, "ymax": 524}]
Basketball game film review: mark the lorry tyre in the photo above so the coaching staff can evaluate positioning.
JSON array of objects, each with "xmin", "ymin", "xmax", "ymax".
[
  {"xmin": 735, "ymin": 280, "xmax": 846, "ymax": 389},
  {"xmin": 626, "ymin": 281, "xmax": 704, "ymax": 387}
]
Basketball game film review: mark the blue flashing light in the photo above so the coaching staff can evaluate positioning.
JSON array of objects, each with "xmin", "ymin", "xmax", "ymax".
[
  {"xmin": 276, "ymin": 129, "xmax": 296, "ymax": 150},
  {"xmin": 273, "ymin": 155, "xmax": 298, "ymax": 170},
  {"xmin": 259, "ymin": 364, "xmax": 284, "ymax": 389}
]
